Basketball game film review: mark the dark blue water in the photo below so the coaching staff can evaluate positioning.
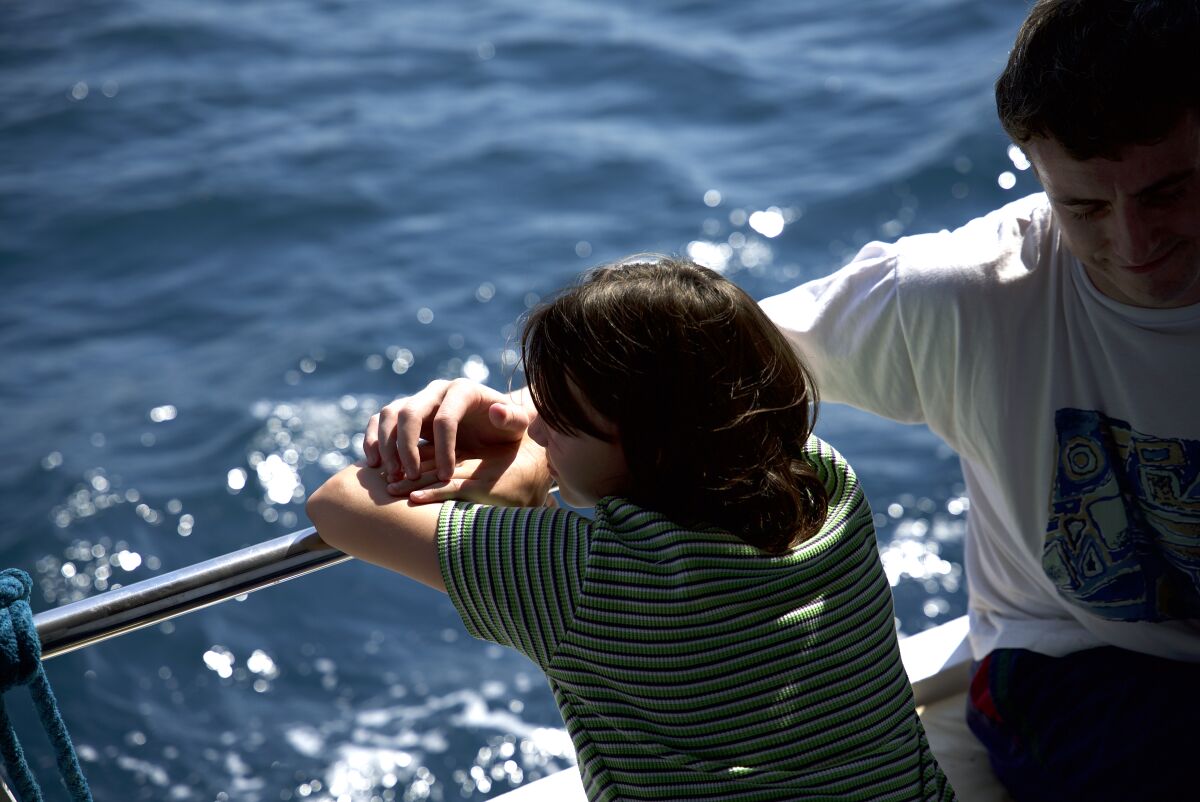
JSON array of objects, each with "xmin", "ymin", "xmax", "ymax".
[{"xmin": 1, "ymin": 1, "xmax": 1040, "ymax": 798}]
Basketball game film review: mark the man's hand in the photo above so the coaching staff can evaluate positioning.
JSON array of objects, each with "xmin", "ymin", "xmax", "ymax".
[
  {"xmin": 384, "ymin": 433, "xmax": 552, "ymax": 508},
  {"xmin": 363, "ymin": 378, "xmax": 535, "ymax": 488}
]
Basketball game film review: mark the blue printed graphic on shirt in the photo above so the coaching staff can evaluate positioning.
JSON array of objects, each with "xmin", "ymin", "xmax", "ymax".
[{"xmin": 1043, "ymin": 409, "xmax": 1200, "ymax": 622}]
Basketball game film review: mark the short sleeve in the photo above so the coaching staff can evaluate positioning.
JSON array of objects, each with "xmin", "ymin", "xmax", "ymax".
[
  {"xmin": 437, "ymin": 501, "xmax": 591, "ymax": 670},
  {"xmin": 760, "ymin": 243, "xmax": 925, "ymax": 423}
]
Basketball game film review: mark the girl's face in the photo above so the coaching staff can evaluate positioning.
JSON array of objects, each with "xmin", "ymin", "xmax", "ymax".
[{"xmin": 527, "ymin": 386, "xmax": 629, "ymax": 508}]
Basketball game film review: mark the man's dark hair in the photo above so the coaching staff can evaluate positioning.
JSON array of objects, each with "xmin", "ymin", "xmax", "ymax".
[
  {"xmin": 522, "ymin": 255, "xmax": 828, "ymax": 555},
  {"xmin": 996, "ymin": 0, "xmax": 1200, "ymax": 160}
]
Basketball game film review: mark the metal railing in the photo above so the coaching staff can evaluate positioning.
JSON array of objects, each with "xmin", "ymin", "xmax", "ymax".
[{"xmin": 32, "ymin": 527, "xmax": 350, "ymax": 660}]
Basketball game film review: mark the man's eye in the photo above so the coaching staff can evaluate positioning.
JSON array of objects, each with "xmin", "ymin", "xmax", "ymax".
[{"xmin": 1145, "ymin": 184, "xmax": 1188, "ymax": 208}]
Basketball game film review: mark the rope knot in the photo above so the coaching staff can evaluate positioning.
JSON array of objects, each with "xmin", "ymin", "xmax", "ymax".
[
  {"xmin": 0, "ymin": 566, "xmax": 93, "ymax": 800},
  {"xmin": 0, "ymin": 569, "xmax": 32, "ymax": 606},
  {"xmin": 0, "ymin": 568, "xmax": 41, "ymax": 693}
]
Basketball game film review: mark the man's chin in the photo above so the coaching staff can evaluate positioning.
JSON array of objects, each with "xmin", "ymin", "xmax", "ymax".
[{"xmin": 1087, "ymin": 253, "xmax": 1200, "ymax": 308}]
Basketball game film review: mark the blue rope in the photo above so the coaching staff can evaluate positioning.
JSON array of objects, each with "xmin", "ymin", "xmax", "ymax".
[{"xmin": 0, "ymin": 569, "xmax": 92, "ymax": 802}]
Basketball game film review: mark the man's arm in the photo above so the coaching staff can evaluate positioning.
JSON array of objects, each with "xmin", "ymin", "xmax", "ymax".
[
  {"xmin": 306, "ymin": 463, "xmax": 447, "ymax": 591},
  {"xmin": 758, "ymin": 241, "xmax": 924, "ymax": 424}
]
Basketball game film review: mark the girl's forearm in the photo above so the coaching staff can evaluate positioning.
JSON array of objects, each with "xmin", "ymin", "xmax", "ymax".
[{"xmin": 306, "ymin": 464, "xmax": 447, "ymax": 592}]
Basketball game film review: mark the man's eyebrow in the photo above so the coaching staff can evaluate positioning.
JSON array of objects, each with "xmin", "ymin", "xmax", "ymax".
[
  {"xmin": 1134, "ymin": 168, "xmax": 1195, "ymax": 198},
  {"xmin": 1050, "ymin": 168, "xmax": 1196, "ymax": 207}
]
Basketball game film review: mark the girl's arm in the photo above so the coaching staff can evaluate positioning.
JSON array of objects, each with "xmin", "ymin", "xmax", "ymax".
[{"xmin": 306, "ymin": 464, "xmax": 447, "ymax": 592}]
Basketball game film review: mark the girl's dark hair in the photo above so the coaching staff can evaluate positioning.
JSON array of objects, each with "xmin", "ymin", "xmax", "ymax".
[
  {"xmin": 521, "ymin": 255, "xmax": 828, "ymax": 555},
  {"xmin": 996, "ymin": 0, "xmax": 1200, "ymax": 160}
]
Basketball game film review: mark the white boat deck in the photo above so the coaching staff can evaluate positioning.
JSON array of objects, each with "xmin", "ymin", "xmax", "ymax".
[{"xmin": 493, "ymin": 616, "xmax": 1013, "ymax": 801}]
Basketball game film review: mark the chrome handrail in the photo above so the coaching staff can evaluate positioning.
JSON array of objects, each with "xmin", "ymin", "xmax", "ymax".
[{"xmin": 32, "ymin": 527, "xmax": 350, "ymax": 660}]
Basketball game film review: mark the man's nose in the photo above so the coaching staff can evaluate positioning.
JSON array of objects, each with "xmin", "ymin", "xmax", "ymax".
[{"xmin": 1110, "ymin": 202, "xmax": 1160, "ymax": 265}]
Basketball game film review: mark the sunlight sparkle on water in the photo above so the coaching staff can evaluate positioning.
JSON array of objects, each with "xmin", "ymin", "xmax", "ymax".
[
  {"xmin": 286, "ymin": 726, "xmax": 325, "ymax": 758},
  {"xmin": 879, "ymin": 520, "xmax": 963, "ymax": 594},
  {"xmin": 686, "ymin": 200, "xmax": 797, "ymax": 274},
  {"xmin": 290, "ymin": 683, "xmax": 575, "ymax": 801},
  {"xmin": 1007, "ymin": 144, "xmax": 1031, "ymax": 171},
  {"xmin": 748, "ymin": 208, "xmax": 785, "ymax": 238},
  {"xmin": 149, "ymin": 404, "xmax": 178, "ymax": 422},
  {"xmin": 462, "ymin": 355, "xmax": 490, "ymax": 383},
  {"xmin": 256, "ymin": 453, "xmax": 301, "ymax": 505},
  {"xmin": 116, "ymin": 549, "xmax": 142, "ymax": 571},
  {"xmin": 388, "ymin": 347, "xmax": 414, "ymax": 375},
  {"xmin": 246, "ymin": 649, "xmax": 279, "ymax": 678},
  {"xmin": 203, "ymin": 647, "xmax": 235, "ymax": 679},
  {"xmin": 226, "ymin": 468, "xmax": 247, "ymax": 491},
  {"xmin": 39, "ymin": 469, "xmax": 182, "ymax": 601},
  {"xmin": 687, "ymin": 240, "xmax": 733, "ymax": 272}
]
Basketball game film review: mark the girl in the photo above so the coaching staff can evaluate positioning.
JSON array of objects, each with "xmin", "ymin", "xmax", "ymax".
[{"xmin": 307, "ymin": 255, "xmax": 955, "ymax": 801}]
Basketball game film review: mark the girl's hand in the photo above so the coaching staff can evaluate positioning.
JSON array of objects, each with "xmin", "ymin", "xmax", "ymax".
[
  {"xmin": 386, "ymin": 433, "xmax": 552, "ymax": 508},
  {"xmin": 363, "ymin": 379, "xmax": 535, "ymax": 485}
]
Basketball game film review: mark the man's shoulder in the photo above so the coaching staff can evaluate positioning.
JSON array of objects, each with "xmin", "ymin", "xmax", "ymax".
[
  {"xmin": 890, "ymin": 192, "xmax": 1053, "ymax": 288},
  {"xmin": 972, "ymin": 191, "xmax": 1050, "ymax": 230}
]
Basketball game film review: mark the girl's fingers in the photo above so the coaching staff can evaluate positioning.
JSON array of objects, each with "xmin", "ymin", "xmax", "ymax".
[
  {"xmin": 394, "ymin": 381, "xmax": 450, "ymax": 480},
  {"xmin": 430, "ymin": 388, "xmax": 478, "ymax": 480},
  {"xmin": 428, "ymin": 378, "xmax": 511, "ymax": 480},
  {"xmin": 377, "ymin": 404, "xmax": 403, "ymax": 481},
  {"xmin": 386, "ymin": 459, "xmax": 480, "ymax": 499},
  {"xmin": 406, "ymin": 479, "xmax": 463, "ymax": 504},
  {"xmin": 488, "ymin": 401, "xmax": 533, "ymax": 434},
  {"xmin": 362, "ymin": 412, "xmax": 382, "ymax": 468}
]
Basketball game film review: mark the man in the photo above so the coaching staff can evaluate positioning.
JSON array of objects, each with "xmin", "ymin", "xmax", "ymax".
[{"xmin": 359, "ymin": 1, "xmax": 1199, "ymax": 798}]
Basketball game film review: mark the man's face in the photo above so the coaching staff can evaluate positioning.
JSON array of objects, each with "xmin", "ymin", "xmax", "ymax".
[{"xmin": 1025, "ymin": 112, "xmax": 1200, "ymax": 309}]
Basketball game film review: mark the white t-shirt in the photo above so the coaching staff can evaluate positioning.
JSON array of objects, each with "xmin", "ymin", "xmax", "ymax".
[{"xmin": 761, "ymin": 193, "xmax": 1200, "ymax": 661}]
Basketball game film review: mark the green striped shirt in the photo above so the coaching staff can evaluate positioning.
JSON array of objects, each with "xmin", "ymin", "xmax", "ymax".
[{"xmin": 438, "ymin": 436, "xmax": 955, "ymax": 801}]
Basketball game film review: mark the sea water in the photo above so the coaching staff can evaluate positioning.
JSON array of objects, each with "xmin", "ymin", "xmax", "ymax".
[{"xmin": 0, "ymin": 0, "xmax": 1039, "ymax": 798}]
